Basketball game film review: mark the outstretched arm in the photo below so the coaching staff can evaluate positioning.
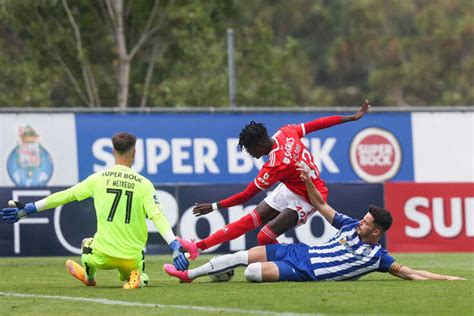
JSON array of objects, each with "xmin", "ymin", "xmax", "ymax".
[
  {"xmin": 1, "ymin": 174, "xmax": 97, "ymax": 223},
  {"xmin": 1, "ymin": 186, "xmax": 83, "ymax": 223},
  {"xmin": 297, "ymin": 162, "xmax": 336, "ymax": 224},
  {"xmin": 302, "ymin": 100, "xmax": 371, "ymax": 135},
  {"xmin": 193, "ymin": 182, "xmax": 261, "ymax": 216},
  {"xmin": 389, "ymin": 264, "xmax": 465, "ymax": 281}
]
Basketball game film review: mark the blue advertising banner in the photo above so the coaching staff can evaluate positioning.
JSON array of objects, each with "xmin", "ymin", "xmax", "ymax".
[
  {"xmin": 0, "ymin": 183, "xmax": 384, "ymax": 256},
  {"xmin": 75, "ymin": 112, "xmax": 413, "ymax": 184}
]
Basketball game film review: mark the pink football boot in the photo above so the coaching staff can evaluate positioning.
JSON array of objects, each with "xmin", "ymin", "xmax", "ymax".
[
  {"xmin": 176, "ymin": 236, "xmax": 200, "ymax": 260},
  {"xmin": 163, "ymin": 264, "xmax": 193, "ymax": 283}
]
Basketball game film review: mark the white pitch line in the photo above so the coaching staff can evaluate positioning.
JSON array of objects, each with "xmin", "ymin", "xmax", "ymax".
[{"xmin": 0, "ymin": 291, "xmax": 323, "ymax": 316}]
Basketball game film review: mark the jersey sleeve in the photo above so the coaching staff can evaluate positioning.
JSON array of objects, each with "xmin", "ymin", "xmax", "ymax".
[
  {"xmin": 282, "ymin": 124, "xmax": 305, "ymax": 138},
  {"xmin": 218, "ymin": 181, "xmax": 261, "ymax": 208},
  {"xmin": 218, "ymin": 161, "xmax": 286, "ymax": 208},
  {"xmin": 41, "ymin": 174, "xmax": 96, "ymax": 210},
  {"xmin": 142, "ymin": 181, "xmax": 165, "ymax": 219},
  {"xmin": 331, "ymin": 212, "xmax": 359, "ymax": 229},
  {"xmin": 378, "ymin": 249, "xmax": 396, "ymax": 272},
  {"xmin": 142, "ymin": 181, "xmax": 173, "ymax": 239},
  {"xmin": 69, "ymin": 174, "xmax": 97, "ymax": 201},
  {"xmin": 253, "ymin": 161, "xmax": 287, "ymax": 191},
  {"xmin": 302, "ymin": 116, "xmax": 343, "ymax": 136}
]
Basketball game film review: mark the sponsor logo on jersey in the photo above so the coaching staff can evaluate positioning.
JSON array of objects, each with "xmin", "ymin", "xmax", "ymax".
[
  {"xmin": 339, "ymin": 236, "xmax": 365, "ymax": 260},
  {"xmin": 350, "ymin": 127, "xmax": 401, "ymax": 183},
  {"xmin": 283, "ymin": 137, "xmax": 294, "ymax": 164},
  {"xmin": 7, "ymin": 125, "xmax": 53, "ymax": 187}
]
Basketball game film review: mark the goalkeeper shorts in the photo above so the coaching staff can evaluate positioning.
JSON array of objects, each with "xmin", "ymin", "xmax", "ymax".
[{"xmin": 81, "ymin": 238, "xmax": 145, "ymax": 281}]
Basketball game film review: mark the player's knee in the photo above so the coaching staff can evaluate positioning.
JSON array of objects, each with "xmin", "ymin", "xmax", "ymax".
[{"xmin": 244, "ymin": 263, "xmax": 262, "ymax": 282}]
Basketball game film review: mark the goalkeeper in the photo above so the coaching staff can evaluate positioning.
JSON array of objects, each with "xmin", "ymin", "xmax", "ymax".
[{"xmin": 1, "ymin": 132, "xmax": 190, "ymax": 289}]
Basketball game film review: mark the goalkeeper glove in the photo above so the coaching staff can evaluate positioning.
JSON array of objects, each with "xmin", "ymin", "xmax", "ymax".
[
  {"xmin": 0, "ymin": 202, "xmax": 37, "ymax": 224},
  {"xmin": 170, "ymin": 239, "xmax": 189, "ymax": 271}
]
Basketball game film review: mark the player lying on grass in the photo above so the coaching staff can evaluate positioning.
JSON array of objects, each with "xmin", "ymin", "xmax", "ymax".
[
  {"xmin": 180, "ymin": 100, "xmax": 371, "ymax": 260},
  {"xmin": 1, "ymin": 132, "xmax": 190, "ymax": 289},
  {"xmin": 164, "ymin": 162, "xmax": 465, "ymax": 283}
]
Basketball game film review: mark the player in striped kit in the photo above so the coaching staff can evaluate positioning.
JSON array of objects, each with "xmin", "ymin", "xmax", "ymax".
[
  {"xmin": 181, "ymin": 100, "xmax": 371, "ymax": 260},
  {"xmin": 164, "ymin": 162, "xmax": 464, "ymax": 282}
]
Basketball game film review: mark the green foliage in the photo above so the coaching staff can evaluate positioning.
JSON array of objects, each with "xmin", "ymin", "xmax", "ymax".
[{"xmin": 0, "ymin": 0, "xmax": 472, "ymax": 107}]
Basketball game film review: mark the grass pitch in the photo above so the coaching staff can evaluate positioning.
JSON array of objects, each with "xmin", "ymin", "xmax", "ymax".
[{"xmin": 0, "ymin": 253, "xmax": 472, "ymax": 315}]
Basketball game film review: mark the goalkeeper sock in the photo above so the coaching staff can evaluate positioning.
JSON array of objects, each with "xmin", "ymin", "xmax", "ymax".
[
  {"xmin": 196, "ymin": 210, "xmax": 261, "ymax": 250},
  {"xmin": 188, "ymin": 250, "xmax": 248, "ymax": 279}
]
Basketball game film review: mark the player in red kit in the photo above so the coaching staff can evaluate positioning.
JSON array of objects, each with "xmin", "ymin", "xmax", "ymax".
[{"xmin": 179, "ymin": 100, "xmax": 371, "ymax": 259}]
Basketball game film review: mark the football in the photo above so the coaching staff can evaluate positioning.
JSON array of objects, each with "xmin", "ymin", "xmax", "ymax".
[
  {"xmin": 140, "ymin": 272, "xmax": 149, "ymax": 287},
  {"xmin": 209, "ymin": 269, "xmax": 235, "ymax": 282}
]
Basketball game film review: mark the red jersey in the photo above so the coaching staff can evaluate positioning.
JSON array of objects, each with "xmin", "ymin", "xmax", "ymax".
[
  {"xmin": 218, "ymin": 116, "xmax": 343, "ymax": 208},
  {"xmin": 253, "ymin": 124, "xmax": 328, "ymax": 203}
]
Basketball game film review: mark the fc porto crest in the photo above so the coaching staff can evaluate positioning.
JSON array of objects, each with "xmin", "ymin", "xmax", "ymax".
[
  {"xmin": 7, "ymin": 125, "xmax": 53, "ymax": 187},
  {"xmin": 362, "ymin": 247, "xmax": 372, "ymax": 256}
]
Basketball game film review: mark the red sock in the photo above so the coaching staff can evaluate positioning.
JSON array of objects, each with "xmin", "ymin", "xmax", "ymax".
[
  {"xmin": 257, "ymin": 225, "xmax": 280, "ymax": 245},
  {"xmin": 196, "ymin": 209, "xmax": 262, "ymax": 250}
]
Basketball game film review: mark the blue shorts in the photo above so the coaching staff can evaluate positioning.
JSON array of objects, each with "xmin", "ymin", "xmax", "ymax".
[{"xmin": 265, "ymin": 243, "xmax": 314, "ymax": 282}]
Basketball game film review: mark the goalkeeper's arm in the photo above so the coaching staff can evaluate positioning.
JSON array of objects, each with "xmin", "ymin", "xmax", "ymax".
[
  {"xmin": 1, "ymin": 175, "xmax": 94, "ymax": 223},
  {"xmin": 150, "ymin": 212, "xmax": 177, "ymax": 246},
  {"xmin": 1, "ymin": 188, "xmax": 80, "ymax": 223},
  {"xmin": 36, "ymin": 188, "xmax": 79, "ymax": 211},
  {"xmin": 150, "ymin": 212, "xmax": 189, "ymax": 271}
]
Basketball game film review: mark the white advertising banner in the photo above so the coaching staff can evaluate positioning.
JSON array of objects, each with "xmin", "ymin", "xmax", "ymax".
[
  {"xmin": 0, "ymin": 114, "xmax": 78, "ymax": 187},
  {"xmin": 412, "ymin": 112, "xmax": 474, "ymax": 182}
]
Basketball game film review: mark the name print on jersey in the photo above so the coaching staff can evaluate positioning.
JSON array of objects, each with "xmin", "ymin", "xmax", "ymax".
[{"xmin": 103, "ymin": 170, "xmax": 143, "ymax": 190}]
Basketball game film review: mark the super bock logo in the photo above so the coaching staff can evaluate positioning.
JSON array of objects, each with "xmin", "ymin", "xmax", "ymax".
[
  {"xmin": 349, "ymin": 127, "xmax": 401, "ymax": 183},
  {"xmin": 7, "ymin": 125, "xmax": 53, "ymax": 187}
]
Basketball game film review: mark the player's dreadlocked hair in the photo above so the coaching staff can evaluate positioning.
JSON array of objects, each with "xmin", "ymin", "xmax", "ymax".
[
  {"xmin": 238, "ymin": 121, "xmax": 269, "ymax": 150},
  {"xmin": 112, "ymin": 132, "xmax": 137, "ymax": 154},
  {"xmin": 368, "ymin": 205, "xmax": 393, "ymax": 232}
]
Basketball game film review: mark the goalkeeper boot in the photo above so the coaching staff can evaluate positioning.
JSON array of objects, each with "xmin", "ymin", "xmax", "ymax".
[
  {"xmin": 176, "ymin": 236, "xmax": 200, "ymax": 260},
  {"xmin": 163, "ymin": 264, "xmax": 192, "ymax": 283},
  {"xmin": 123, "ymin": 271, "xmax": 141, "ymax": 289},
  {"xmin": 66, "ymin": 260, "xmax": 96, "ymax": 286}
]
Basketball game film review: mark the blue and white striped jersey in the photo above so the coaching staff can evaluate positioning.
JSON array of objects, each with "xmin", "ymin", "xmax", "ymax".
[{"xmin": 308, "ymin": 213, "xmax": 395, "ymax": 281}]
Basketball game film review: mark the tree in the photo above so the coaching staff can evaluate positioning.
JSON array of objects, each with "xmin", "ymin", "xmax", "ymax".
[
  {"xmin": 0, "ymin": 0, "xmax": 174, "ymax": 108},
  {"xmin": 0, "ymin": 0, "xmax": 472, "ymax": 107}
]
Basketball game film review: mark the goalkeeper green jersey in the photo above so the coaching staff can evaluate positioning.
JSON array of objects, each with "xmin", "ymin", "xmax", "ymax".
[{"xmin": 44, "ymin": 164, "xmax": 169, "ymax": 259}]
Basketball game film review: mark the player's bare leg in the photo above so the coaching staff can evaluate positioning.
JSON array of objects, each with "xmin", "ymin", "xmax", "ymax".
[
  {"xmin": 182, "ymin": 201, "xmax": 280, "ymax": 258},
  {"xmin": 257, "ymin": 208, "xmax": 298, "ymax": 244},
  {"xmin": 245, "ymin": 245, "xmax": 280, "ymax": 282},
  {"xmin": 255, "ymin": 201, "xmax": 280, "ymax": 224}
]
